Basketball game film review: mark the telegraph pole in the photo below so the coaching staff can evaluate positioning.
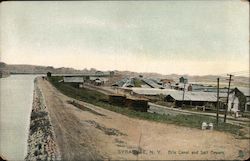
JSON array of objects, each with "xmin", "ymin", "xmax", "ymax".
[
  {"xmin": 224, "ymin": 74, "xmax": 233, "ymax": 123},
  {"xmin": 181, "ymin": 80, "xmax": 187, "ymax": 107},
  {"xmin": 216, "ymin": 78, "xmax": 220, "ymax": 127}
]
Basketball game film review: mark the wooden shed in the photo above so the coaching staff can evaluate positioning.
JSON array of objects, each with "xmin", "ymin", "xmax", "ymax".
[
  {"xmin": 108, "ymin": 94, "xmax": 126, "ymax": 106},
  {"xmin": 126, "ymin": 97, "xmax": 149, "ymax": 112},
  {"xmin": 47, "ymin": 72, "xmax": 52, "ymax": 77}
]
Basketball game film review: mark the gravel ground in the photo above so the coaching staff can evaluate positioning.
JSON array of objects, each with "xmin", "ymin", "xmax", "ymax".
[{"xmin": 25, "ymin": 78, "xmax": 61, "ymax": 161}]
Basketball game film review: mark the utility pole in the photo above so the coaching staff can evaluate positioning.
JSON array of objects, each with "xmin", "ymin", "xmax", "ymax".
[
  {"xmin": 224, "ymin": 74, "xmax": 233, "ymax": 123},
  {"xmin": 181, "ymin": 80, "xmax": 187, "ymax": 107},
  {"xmin": 216, "ymin": 78, "xmax": 220, "ymax": 127}
]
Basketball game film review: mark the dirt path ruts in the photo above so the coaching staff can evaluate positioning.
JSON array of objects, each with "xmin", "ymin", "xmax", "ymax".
[{"xmin": 38, "ymin": 78, "xmax": 103, "ymax": 160}]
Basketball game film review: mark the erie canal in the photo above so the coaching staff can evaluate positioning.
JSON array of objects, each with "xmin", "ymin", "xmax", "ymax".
[{"xmin": 0, "ymin": 75, "xmax": 41, "ymax": 160}]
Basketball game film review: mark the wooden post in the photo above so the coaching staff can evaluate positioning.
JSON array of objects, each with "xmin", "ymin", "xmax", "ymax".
[
  {"xmin": 224, "ymin": 74, "xmax": 233, "ymax": 123},
  {"xmin": 216, "ymin": 78, "xmax": 220, "ymax": 127},
  {"xmin": 181, "ymin": 81, "xmax": 187, "ymax": 107}
]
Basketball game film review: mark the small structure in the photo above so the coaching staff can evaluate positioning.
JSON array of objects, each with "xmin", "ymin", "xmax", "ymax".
[
  {"xmin": 47, "ymin": 72, "xmax": 52, "ymax": 77},
  {"xmin": 160, "ymin": 79, "xmax": 175, "ymax": 84},
  {"xmin": 160, "ymin": 79, "xmax": 175, "ymax": 88},
  {"xmin": 122, "ymin": 87, "xmax": 175, "ymax": 97},
  {"xmin": 94, "ymin": 78, "xmax": 103, "ymax": 86},
  {"xmin": 171, "ymin": 83, "xmax": 188, "ymax": 91},
  {"xmin": 95, "ymin": 71, "xmax": 104, "ymax": 75},
  {"xmin": 122, "ymin": 78, "xmax": 135, "ymax": 88},
  {"xmin": 63, "ymin": 76, "xmax": 84, "ymax": 83},
  {"xmin": 190, "ymin": 84, "xmax": 229, "ymax": 93},
  {"xmin": 0, "ymin": 71, "xmax": 3, "ymax": 78},
  {"xmin": 110, "ymin": 71, "xmax": 115, "ymax": 77},
  {"xmin": 108, "ymin": 94, "xmax": 149, "ymax": 112},
  {"xmin": 187, "ymin": 84, "xmax": 192, "ymax": 91},
  {"xmin": 113, "ymin": 77, "xmax": 145, "ymax": 88},
  {"xmin": 126, "ymin": 97, "xmax": 149, "ymax": 112},
  {"xmin": 141, "ymin": 78, "xmax": 164, "ymax": 89},
  {"xmin": 203, "ymin": 87, "xmax": 229, "ymax": 93},
  {"xmin": 0, "ymin": 70, "xmax": 10, "ymax": 78},
  {"xmin": 95, "ymin": 71, "xmax": 112, "ymax": 77},
  {"xmin": 90, "ymin": 77, "xmax": 107, "ymax": 86},
  {"xmin": 112, "ymin": 78, "xmax": 129, "ymax": 87},
  {"xmin": 63, "ymin": 76, "xmax": 85, "ymax": 88},
  {"xmin": 108, "ymin": 94, "xmax": 126, "ymax": 106},
  {"xmin": 228, "ymin": 87, "xmax": 250, "ymax": 112},
  {"xmin": 164, "ymin": 91, "xmax": 226, "ymax": 108},
  {"xmin": 179, "ymin": 76, "xmax": 188, "ymax": 84}
]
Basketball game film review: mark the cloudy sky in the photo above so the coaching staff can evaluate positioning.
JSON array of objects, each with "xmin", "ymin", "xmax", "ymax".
[{"xmin": 0, "ymin": 1, "xmax": 249, "ymax": 75}]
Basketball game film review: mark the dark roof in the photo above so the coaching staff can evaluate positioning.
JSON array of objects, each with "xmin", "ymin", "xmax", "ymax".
[{"xmin": 236, "ymin": 87, "xmax": 250, "ymax": 96}]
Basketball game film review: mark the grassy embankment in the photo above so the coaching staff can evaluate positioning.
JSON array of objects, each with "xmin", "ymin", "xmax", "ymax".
[{"xmin": 48, "ymin": 76, "xmax": 246, "ymax": 137}]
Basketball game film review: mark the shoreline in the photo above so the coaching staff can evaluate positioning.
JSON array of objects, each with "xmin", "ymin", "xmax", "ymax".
[{"xmin": 25, "ymin": 78, "xmax": 61, "ymax": 160}]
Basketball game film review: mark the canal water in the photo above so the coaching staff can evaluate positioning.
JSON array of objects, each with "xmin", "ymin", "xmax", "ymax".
[{"xmin": 0, "ymin": 75, "xmax": 40, "ymax": 160}]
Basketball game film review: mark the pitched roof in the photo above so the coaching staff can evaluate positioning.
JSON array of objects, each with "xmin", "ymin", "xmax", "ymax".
[
  {"xmin": 122, "ymin": 78, "xmax": 135, "ymax": 88},
  {"xmin": 63, "ymin": 76, "xmax": 84, "ymax": 83},
  {"xmin": 126, "ymin": 87, "xmax": 227, "ymax": 102},
  {"xmin": 167, "ymin": 92, "xmax": 218, "ymax": 102},
  {"xmin": 141, "ymin": 78, "xmax": 164, "ymax": 89},
  {"xmin": 89, "ymin": 77, "xmax": 108, "ymax": 81},
  {"xmin": 236, "ymin": 87, "xmax": 250, "ymax": 96},
  {"xmin": 112, "ymin": 78, "xmax": 128, "ymax": 87},
  {"xmin": 130, "ymin": 87, "xmax": 175, "ymax": 95}
]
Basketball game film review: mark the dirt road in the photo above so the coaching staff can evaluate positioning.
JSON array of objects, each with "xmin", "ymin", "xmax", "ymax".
[{"xmin": 38, "ymin": 78, "xmax": 250, "ymax": 160}]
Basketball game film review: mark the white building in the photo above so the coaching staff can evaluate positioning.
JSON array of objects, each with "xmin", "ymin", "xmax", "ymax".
[{"xmin": 228, "ymin": 87, "xmax": 250, "ymax": 112}]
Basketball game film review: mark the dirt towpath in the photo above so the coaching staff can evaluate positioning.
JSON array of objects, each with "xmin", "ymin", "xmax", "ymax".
[{"xmin": 38, "ymin": 78, "xmax": 250, "ymax": 160}]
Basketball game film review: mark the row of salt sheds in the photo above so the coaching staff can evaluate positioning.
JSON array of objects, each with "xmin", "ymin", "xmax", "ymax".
[
  {"xmin": 112, "ymin": 77, "xmax": 165, "ymax": 89},
  {"xmin": 120, "ymin": 87, "xmax": 250, "ymax": 112}
]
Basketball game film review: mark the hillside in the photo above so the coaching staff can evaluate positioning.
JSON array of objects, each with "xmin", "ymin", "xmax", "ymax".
[
  {"xmin": 0, "ymin": 62, "xmax": 249, "ymax": 87},
  {"xmin": 116, "ymin": 70, "xmax": 249, "ymax": 87}
]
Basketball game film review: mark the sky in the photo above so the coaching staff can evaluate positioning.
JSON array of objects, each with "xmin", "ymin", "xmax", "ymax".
[{"xmin": 0, "ymin": 1, "xmax": 249, "ymax": 76}]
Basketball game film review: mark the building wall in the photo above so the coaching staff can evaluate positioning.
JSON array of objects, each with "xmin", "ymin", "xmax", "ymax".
[
  {"xmin": 63, "ymin": 77, "xmax": 84, "ymax": 83},
  {"xmin": 228, "ymin": 93, "xmax": 240, "ymax": 112},
  {"xmin": 235, "ymin": 89, "xmax": 247, "ymax": 111},
  {"xmin": 245, "ymin": 96, "xmax": 250, "ymax": 112}
]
